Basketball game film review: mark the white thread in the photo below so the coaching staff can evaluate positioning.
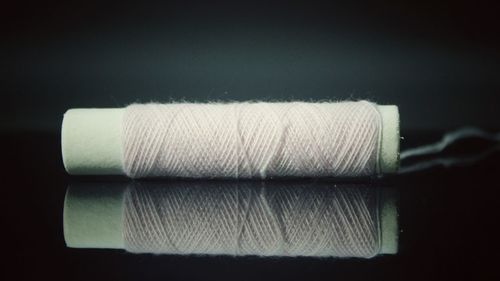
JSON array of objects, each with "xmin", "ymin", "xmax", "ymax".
[
  {"xmin": 399, "ymin": 127, "xmax": 500, "ymax": 173},
  {"xmin": 123, "ymin": 182, "xmax": 382, "ymax": 257},
  {"xmin": 122, "ymin": 101, "xmax": 382, "ymax": 178},
  {"xmin": 400, "ymin": 127, "xmax": 500, "ymax": 160}
]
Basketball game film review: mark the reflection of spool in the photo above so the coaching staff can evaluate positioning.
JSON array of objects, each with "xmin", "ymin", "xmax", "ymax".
[{"xmin": 64, "ymin": 181, "xmax": 398, "ymax": 258}]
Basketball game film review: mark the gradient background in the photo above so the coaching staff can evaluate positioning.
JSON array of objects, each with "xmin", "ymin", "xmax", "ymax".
[{"xmin": 2, "ymin": 1, "xmax": 499, "ymax": 132}]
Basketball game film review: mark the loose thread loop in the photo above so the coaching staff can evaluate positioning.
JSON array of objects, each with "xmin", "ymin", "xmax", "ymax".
[{"xmin": 399, "ymin": 127, "xmax": 500, "ymax": 173}]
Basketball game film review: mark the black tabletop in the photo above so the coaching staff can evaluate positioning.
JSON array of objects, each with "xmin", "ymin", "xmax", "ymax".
[{"xmin": 3, "ymin": 130, "xmax": 500, "ymax": 280}]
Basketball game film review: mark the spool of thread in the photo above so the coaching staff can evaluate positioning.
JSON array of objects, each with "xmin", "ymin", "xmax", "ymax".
[
  {"xmin": 64, "ymin": 181, "xmax": 398, "ymax": 258},
  {"xmin": 61, "ymin": 101, "xmax": 400, "ymax": 178}
]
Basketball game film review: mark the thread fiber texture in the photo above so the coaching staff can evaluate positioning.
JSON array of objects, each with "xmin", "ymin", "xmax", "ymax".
[
  {"xmin": 123, "ymin": 101, "xmax": 382, "ymax": 179},
  {"xmin": 123, "ymin": 182, "xmax": 382, "ymax": 258}
]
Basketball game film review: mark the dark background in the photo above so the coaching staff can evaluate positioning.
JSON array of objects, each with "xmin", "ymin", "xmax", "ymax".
[
  {"xmin": 2, "ymin": 1, "xmax": 500, "ymax": 280},
  {"xmin": 2, "ymin": 0, "xmax": 500, "ymax": 131}
]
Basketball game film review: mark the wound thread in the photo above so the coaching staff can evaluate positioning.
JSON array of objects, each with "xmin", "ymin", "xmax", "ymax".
[
  {"xmin": 122, "ymin": 101, "xmax": 382, "ymax": 178},
  {"xmin": 123, "ymin": 182, "xmax": 382, "ymax": 258}
]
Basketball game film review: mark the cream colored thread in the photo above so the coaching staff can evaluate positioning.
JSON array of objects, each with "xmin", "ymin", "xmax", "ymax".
[
  {"xmin": 123, "ymin": 182, "xmax": 381, "ymax": 257},
  {"xmin": 374, "ymin": 105, "xmax": 384, "ymax": 174},
  {"xmin": 122, "ymin": 101, "xmax": 382, "ymax": 179}
]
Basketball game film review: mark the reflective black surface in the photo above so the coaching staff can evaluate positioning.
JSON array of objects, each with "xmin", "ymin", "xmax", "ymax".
[{"xmin": 3, "ymin": 131, "xmax": 500, "ymax": 280}]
